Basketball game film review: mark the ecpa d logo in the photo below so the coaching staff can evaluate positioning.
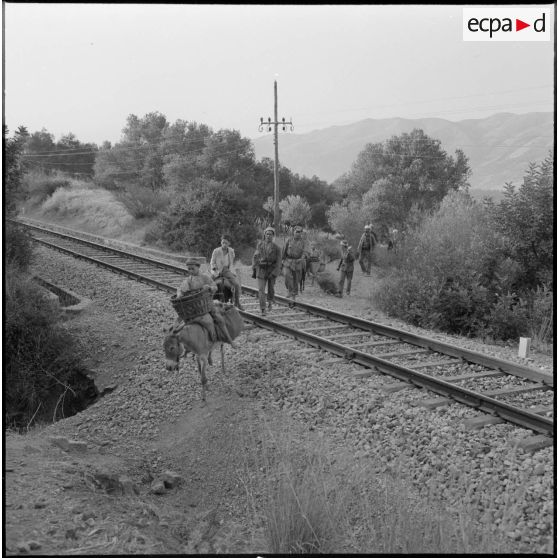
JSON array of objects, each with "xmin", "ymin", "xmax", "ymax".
[{"xmin": 463, "ymin": 8, "xmax": 551, "ymax": 41}]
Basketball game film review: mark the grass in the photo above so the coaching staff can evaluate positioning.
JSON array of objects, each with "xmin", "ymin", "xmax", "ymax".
[{"xmin": 238, "ymin": 419, "xmax": 533, "ymax": 554}]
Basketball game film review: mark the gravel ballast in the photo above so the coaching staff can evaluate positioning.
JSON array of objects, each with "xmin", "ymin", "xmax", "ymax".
[{"xmin": 10, "ymin": 246, "xmax": 555, "ymax": 553}]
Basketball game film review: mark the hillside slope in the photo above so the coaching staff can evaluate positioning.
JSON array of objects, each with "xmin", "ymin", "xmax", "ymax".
[{"xmin": 252, "ymin": 112, "xmax": 553, "ymax": 189}]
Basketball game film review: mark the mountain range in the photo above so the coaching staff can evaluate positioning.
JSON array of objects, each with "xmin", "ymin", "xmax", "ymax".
[{"xmin": 252, "ymin": 112, "xmax": 553, "ymax": 190}]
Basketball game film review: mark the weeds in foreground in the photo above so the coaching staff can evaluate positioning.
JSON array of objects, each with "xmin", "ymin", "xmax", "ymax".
[{"xmin": 238, "ymin": 419, "xmax": 532, "ymax": 553}]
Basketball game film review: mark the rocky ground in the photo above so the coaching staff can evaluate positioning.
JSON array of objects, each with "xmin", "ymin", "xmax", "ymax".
[{"xmin": 4, "ymin": 246, "xmax": 555, "ymax": 554}]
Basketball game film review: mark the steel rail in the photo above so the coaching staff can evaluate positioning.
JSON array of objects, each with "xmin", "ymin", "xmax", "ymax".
[
  {"xmin": 28, "ymin": 226, "xmax": 553, "ymax": 435},
  {"xmin": 16, "ymin": 220, "xmax": 187, "ymax": 273},
  {"xmin": 22, "ymin": 220, "xmax": 554, "ymax": 384},
  {"xmin": 31, "ymin": 237, "xmax": 179, "ymax": 293},
  {"xmin": 241, "ymin": 311, "xmax": 554, "ymax": 436},
  {"xmin": 240, "ymin": 286, "xmax": 554, "ymax": 387}
]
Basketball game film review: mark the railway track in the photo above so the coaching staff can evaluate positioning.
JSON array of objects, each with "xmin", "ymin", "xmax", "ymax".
[{"xmin": 18, "ymin": 218, "xmax": 554, "ymax": 439}]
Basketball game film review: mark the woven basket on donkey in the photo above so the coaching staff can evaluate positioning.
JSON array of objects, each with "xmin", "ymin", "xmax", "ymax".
[{"xmin": 171, "ymin": 289, "xmax": 215, "ymax": 321}]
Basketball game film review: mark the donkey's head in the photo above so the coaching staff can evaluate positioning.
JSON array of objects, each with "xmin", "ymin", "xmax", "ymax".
[{"xmin": 163, "ymin": 327, "xmax": 185, "ymax": 371}]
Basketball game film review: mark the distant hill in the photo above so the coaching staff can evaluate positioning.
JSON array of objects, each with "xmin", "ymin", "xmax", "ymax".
[{"xmin": 252, "ymin": 112, "xmax": 553, "ymax": 190}]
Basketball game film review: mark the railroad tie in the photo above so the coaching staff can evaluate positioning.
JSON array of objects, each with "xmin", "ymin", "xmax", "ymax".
[
  {"xmin": 381, "ymin": 382, "xmax": 412, "ymax": 393},
  {"xmin": 514, "ymin": 435, "xmax": 553, "ymax": 452},
  {"xmin": 416, "ymin": 397, "xmax": 452, "ymax": 409}
]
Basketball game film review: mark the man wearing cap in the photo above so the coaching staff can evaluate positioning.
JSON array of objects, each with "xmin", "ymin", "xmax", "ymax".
[
  {"xmin": 282, "ymin": 224, "xmax": 308, "ymax": 308},
  {"xmin": 176, "ymin": 259, "xmax": 237, "ymax": 348},
  {"xmin": 337, "ymin": 240, "xmax": 355, "ymax": 296},
  {"xmin": 357, "ymin": 224, "xmax": 377, "ymax": 276},
  {"xmin": 210, "ymin": 234, "xmax": 244, "ymax": 311},
  {"xmin": 252, "ymin": 227, "xmax": 282, "ymax": 315}
]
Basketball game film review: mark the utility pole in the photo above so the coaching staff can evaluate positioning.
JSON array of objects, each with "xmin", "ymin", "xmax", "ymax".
[{"xmin": 259, "ymin": 80, "xmax": 293, "ymax": 230}]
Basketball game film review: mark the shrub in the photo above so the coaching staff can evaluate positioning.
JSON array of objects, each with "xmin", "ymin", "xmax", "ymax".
[
  {"xmin": 527, "ymin": 285, "xmax": 553, "ymax": 349},
  {"xmin": 373, "ymin": 191, "xmax": 522, "ymax": 338},
  {"xmin": 41, "ymin": 187, "xmax": 133, "ymax": 236},
  {"xmin": 326, "ymin": 200, "xmax": 370, "ymax": 249},
  {"xmin": 5, "ymin": 221, "xmax": 34, "ymax": 271},
  {"xmin": 23, "ymin": 169, "xmax": 71, "ymax": 206},
  {"xmin": 375, "ymin": 274, "xmax": 440, "ymax": 326},
  {"xmin": 481, "ymin": 293, "xmax": 529, "ymax": 341},
  {"xmin": 114, "ymin": 184, "xmax": 172, "ymax": 219},
  {"xmin": 4, "ymin": 267, "xmax": 89, "ymax": 428},
  {"xmin": 152, "ymin": 178, "xmax": 257, "ymax": 259},
  {"xmin": 429, "ymin": 279, "xmax": 492, "ymax": 336}
]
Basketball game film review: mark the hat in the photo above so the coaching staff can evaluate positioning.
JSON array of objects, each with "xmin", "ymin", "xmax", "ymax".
[
  {"xmin": 264, "ymin": 226, "xmax": 275, "ymax": 235},
  {"xmin": 364, "ymin": 225, "xmax": 371, "ymax": 230},
  {"xmin": 185, "ymin": 258, "xmax": 201, "ymax": 267},
  {"xmin": 294, "ymin": 224, "xmax": 303, "ymax": 232},
  {"xmin": 340, "ymin": 240, "xmax": 348, "ymax": 247}
]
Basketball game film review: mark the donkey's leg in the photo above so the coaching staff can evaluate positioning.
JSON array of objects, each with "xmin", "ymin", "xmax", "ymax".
[
  {"xmin": 197, "ymin": 355, "xmax": 208, "ymax": 401},
  {"xmin": 220, "ymin": 344, "xmax": 225, "ymax": 374}
]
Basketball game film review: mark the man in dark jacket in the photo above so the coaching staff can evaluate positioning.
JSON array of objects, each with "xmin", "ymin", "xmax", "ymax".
[
  {"xmin": 252, "ymin": 227, "xmax": 282, "ymax": 315},
  {"xmin": 337, "ymin": 240, "xmax": 355, "ymax": 296},
  {"xmin": 357, "ymin": 224, "xmax": 377, "ymax": 276},
  {"xmin": 282, "ymin": 224, "xmax": 308, "ymax": 308}
]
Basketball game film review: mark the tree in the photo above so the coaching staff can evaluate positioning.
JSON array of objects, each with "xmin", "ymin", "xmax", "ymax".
[
  {"xmin": 337, "ymin": 129, "xmax": 470, "ymax": 232},
  {"xmin": 163, "ymin": 121, "xmax": 213, "ymax": 191},
  {"xmin": 4, "ymin": 125, "xmax": 29, "ymax": 216},
  {"xmin": 326, "ymin": 200, "xmax": 370, "ymax": 248},
  {"xmin": 279, "ymin": 194, "xmax": 311, "ymax": 227},
  {"xmin": 24, "ymin": 129, "xmax": 98, "ymax": 177},
  {"xmin": 23, "ymin": 128, "xmax": 56, "ymax": 174},
  {"xmin": 197, "ymin": 129, "xmax": 255, "ymax": 183},
  {"xmin": 53, "ymin": 133, "xmax": 98, "ymax": 177},
  {"xmin": 488, "ymin": 153, "xmax": 554, "ymax": 289},
  {"xmin": 153, "ymin": 178, "xmax": 257, "ymax": 258}
]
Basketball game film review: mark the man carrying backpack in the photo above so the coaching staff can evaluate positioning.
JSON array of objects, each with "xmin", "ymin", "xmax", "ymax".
[{"xmin": 357, "ymin": 224, "xmax": 377, "ymax": 276}]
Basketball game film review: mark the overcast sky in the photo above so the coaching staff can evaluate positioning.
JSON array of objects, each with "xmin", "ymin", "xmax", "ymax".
[{"xmin": 4, "ymin": 3, "xmax": 555, "ymax": 145}]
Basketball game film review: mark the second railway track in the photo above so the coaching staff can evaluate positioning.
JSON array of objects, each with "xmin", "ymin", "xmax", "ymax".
[{"xmin": 19, "ymin": 218, "xmax": 554, "ymax": 438}]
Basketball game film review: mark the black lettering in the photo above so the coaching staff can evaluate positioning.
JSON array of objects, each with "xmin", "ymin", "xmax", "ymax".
[
  {"xmin": 501, "ymin": 18, "xmax": 512, "ymax": 32},
  {"xmin": 468, "ymin": 18, "xmax": 479, "ymax": 32},
  {"xmin": 489, "ymin": 18, "xmax": 501, "ymax": 38},
  {"xmin": 479, "ymin": 18, "xmax": 490, "ymax": 32},
  {"xmin": 534, "ymin": 13, "xmax": 546, "ymax": 32}
]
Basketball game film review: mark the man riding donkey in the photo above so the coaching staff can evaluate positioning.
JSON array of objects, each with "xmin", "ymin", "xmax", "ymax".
[
  {"xmin": 282, "ymin": 224, "xmax": 309, "ymax": 308},
  {"xmin": 252, "ymin": 226, "xmax": 282, "ymax": 315},
  {"xmin": 173, "ymin": 259, "xmax": 238, "ymax": 348},
  {"xmin": 210, "ymin": 234, "xmax": 244, "ymax": 311}
]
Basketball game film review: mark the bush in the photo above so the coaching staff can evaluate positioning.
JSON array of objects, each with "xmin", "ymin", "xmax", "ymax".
[
  {"xmin": 41, "ymin": 186, "xmax": 133, "ymax": 236},
  {"xmin": 326, "ymin": 200, "xmax": 369, "ymax": 249},
  {"xmin": 373, "ymin": 191, "xmax": 525, "ymax": 339},
  {"xmin": 152, "ymin": 178, "xmax": 257, "ymax": 259},
  {"xmin": 114, "ymin": 184, "xmax": 172, "ymax": 219},
  {"xmin": 527, "ymin": 285, "xmax": 553, "ymax": 349},
  {"xmin": 481, "ymin": 293, "xmax": 529, "ymax": 341},
  {"xmin": 5, "ymin": 221, "xmax": 34, "ymax": 271},
  {"xmin": 430, "ymin": 279, "xmax": 492, "ymax": 336},
  {"xmin": 4, "ymin": 267, "xmax": 90, "ymax": 428},
  {"xmin": 23, "ymin": 169, "xmax": 71, "ymax": 206}
]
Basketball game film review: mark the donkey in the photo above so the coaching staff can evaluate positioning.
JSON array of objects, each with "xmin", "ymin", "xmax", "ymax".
[{"xmin": 163, "ymin": 303, "xmax": 244, "ymax": 401}]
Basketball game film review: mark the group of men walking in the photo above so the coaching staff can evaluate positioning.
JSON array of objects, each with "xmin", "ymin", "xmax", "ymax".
[
  {"xmin": 175, "ymin": 223, "xmax": 379, "ymax": 322},
  {"xmin": 251, "ymin": 223, "xmax": 378, "ymax": 313}
]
